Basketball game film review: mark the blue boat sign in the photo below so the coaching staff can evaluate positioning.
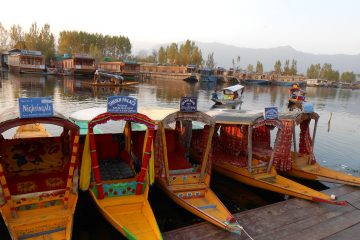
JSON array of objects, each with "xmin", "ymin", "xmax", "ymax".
[
  {"xmin": 264, "ymin": 107, "xmax": 278, "ymax": 120},
  {"xmin": 107, "ymin": 96, "xmax": 137, "ymax": 114},
  {"xmin": 180, "ymin": 97, "xmax": 197, "ymax": 112},
  {"xmin": 19, "ymin": 97, "xmax": 54, "ymax": 118}
]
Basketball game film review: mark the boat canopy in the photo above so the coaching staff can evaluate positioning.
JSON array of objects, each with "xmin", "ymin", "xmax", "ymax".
[
  {"xmin": 279, "ymin": 112, "xmax": 319, "ymax": 124},
  {"xmin": 0, "ymin": 107, "xmax": 79, "ymax": 134},
  {"xmin": 162, "ymin": 111, "xmax": 215, "ymax": 128},
  {"xmin": 206, "ymin": 109, "xmax": 263, "ymax": 125},
  {"xmin": 222, "ymin": 84, "xmax": 244, "ymax": 93}
]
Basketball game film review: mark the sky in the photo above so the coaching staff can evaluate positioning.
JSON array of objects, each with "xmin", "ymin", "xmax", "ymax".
[{"xmin": 1, "ymin": 0, "xmax": 360, "ymax": 55}]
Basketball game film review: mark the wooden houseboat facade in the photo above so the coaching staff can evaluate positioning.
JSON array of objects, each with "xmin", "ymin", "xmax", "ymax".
[
  {"xmin": 140, "ymin": 64, "xmax": 197, "ymax": 81},
  {"xmin": 7, "ymin": 50, "xmax": 45, "ymax": 74},
  {"xmin": 62, "ymin": 55, "xmax": 95, "ymax": 75},
  {"xmin": 97, "ymin": 61, "xmax": 140, "ymax": 79}
]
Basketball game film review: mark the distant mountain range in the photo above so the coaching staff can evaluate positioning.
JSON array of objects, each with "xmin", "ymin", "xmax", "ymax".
[{"xmin": 132, "ymin": 41, "xmax": 360, "ymax": 74}]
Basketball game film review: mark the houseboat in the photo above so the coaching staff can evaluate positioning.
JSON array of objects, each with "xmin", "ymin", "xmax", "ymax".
[
  {"xmin": 196, "ymin": 68, "xmax": 217, "ymax": 82},
  {"xmin": 201, "ymin": 109, "xmax": 345, "ymax": 205},
  {"xmin": 62, "ymin": 54, "xmax": 95, "ymax": 76},
  {"xmin": 7, "ymin": 49, "xmax": 45, "ymax": 74},
  {"xmin": 243, "ymin": 73, "xmax": 270, "ymax": 85},
  {"xmin": 271, "ymin": 74, "xmax": 306, "ymax": 86},
  {"xmin": 75, "ymin": 97, "xmax": 162, "ymax": 240},
  {"xmin": 153, "ymin": 99, "xmax": 243, "ymax": 234},
  {"xmin": 98, "ymin": 60, "xmax": 140, "ymax": 80},
  {"xmin": 0, "ymin": 102, "xmax": 80, "ymax": 239},
  {"xmin": 140, "ymin": 64, "xmax": 197, "ymax": 82}
]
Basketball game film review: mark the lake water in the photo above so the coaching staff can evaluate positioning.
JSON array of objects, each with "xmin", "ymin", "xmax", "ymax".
[{"xmin": 0, "ymin": 72, "xmax": 360, "ymax": 239}]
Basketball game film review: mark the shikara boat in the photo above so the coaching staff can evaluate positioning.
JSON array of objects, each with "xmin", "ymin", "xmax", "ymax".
[
  {"xmin": 0, "ymin": 108, "xmax": 80, "ymax": 239},
  {"xmin": 211, "ymin": 84, "xmax": 244, "ymax": 105},
  {"xmin": 201, "ymin": 109, "xmax": 346, "ymax": 205},
  {"xmin": 154, "ymin": 109, "xmax": 243, "ymax": 234},
  {"xmin": 89, "ymin": 71, "xmax": 138, "ymax": 87},
  {"xmin": 274, "ymin": 112, "xmax": 360, "ymax": 187},
  {"xmin": 79, "ymin": 108, "xmax": 162, "ymax": 240}
]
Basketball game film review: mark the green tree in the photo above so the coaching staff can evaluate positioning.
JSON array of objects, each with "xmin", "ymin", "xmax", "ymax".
[
  {"xmin": 306, "ymin": 64, "xmax": 317, "ymax": 78},
  {"xmin": 205, "ymin": 52, "xmax": 215, "ymax": 69},
  {"xmin": 283, "ymin": 59, "xmax": 290, "ymax": 75},
  {"xmin": 9, "ymin": 24, "xmax": 26, "ymax": 48},
  {"xmin": 274, "ymin": 60, "xmax": 282, "ymax": 74},
  {"xmin": 58, "ymin": 31, "xmax": 131, "ymax": 59},
  {"xmin": 158, "ymin": 46, "xmax": 166, "ymax": 64},
  {"xmin": 167, "ymin": 43, "xmax": 178, "ymax": 65},
  {"xmin": 0, "ymin": 22, "xmax": 8, "ymax": 51},
  {"xmin": 341, "ymin": 72, "xmax": 355, "ymax": 82},
  {"xmin": 289, "ymin": 59, "xmax": 297, "ymax": 75},
  {"xmin": 256, "ymin": 61, "xmax": 263, "ymax": 73},
  {"xmin": 247, "ymin": 64, "xmax": 254, "ymax": 72}
]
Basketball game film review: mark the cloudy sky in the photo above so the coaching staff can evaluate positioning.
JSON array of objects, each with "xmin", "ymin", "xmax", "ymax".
[{"xmin": 1, "ymin": 0, "xmax": 359, "ymax": 54}]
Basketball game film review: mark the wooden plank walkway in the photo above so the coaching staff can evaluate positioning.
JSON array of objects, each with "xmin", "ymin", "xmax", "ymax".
[{"xmin": 164, "ymin": 185, "xmax": 360, "ymax": 240}]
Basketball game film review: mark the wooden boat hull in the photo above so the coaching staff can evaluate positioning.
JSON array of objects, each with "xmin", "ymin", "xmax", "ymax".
[
  {"xmin": 156, "ymin": 178, "xmax": 242, "ymax": 234},
  {"xmin": 286, "ymin": 162, "xmax": 360, "ymax": 187},
  {"xmin": 0, "ymin": 193, "xmax": 77, "ymax": 240},
  {"xmin": 243, "ymin": 79, "xmax": 269, "ymax": 85},
  {"xmin": 88, "ymin": 82, "xmax": 138, "ymax": 87},
  {"xmin": 211, "ymin": 98, "xmax": 243, "ymax": 105},
  {"xmin": 89, "ymin": 190, "xmax": 162, "ymax": 240},
  {"xmin": 212, "ymin": 162, "xmax": 345, "ymax": 205}
]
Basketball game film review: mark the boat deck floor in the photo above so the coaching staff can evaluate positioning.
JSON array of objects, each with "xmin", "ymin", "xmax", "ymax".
[
  {"xmin": 164, "ymin": 185, "xmax": 360, "ymax": 240},
  {"xmin": 99, "ymin": 160, "xmax": 134, "ymax": 180}
]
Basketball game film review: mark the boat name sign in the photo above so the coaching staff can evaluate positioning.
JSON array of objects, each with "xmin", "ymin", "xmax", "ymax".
[
  {"xmin": 180, "ymin": 97, "xmax": 197, "ymax": 112},
  {"xmin": 264, "ymin": 107, "xmax": 278, "ymax": 120},
  {"xmin": 19, "ymin": 97, "xmax": 54, "ymax": 118},
  {"xmin": 107, "ymin": 96, "xmax": 137, "ymax": 113}
]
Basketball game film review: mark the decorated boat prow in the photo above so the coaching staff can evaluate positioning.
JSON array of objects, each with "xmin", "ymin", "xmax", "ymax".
[
  {"xmin": 79, "ymin": 96, "xmax": 162, "ymax": 240},
  {"xmin": 0, "ymin": 98, "xmax": 80, "ymax": 239},
  {"xmin": 154, "ymin": 97, "xmax": 243, "ymax": 234}
]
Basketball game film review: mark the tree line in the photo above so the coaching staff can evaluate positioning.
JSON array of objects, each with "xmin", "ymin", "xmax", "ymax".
[
  {"xmin": 157, "ymin": 40, "xmax": 203, "ymax": 66},
  {"xmin": 0, "ymin": 22, "xmax": 131, "ymax": 63},
  {"xmin": 307, "ymin": 63, "xmax": 355, "ymax": 82}
]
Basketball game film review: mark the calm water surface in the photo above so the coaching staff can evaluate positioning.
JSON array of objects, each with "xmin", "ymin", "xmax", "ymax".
[{"xmin": 0, "ymin": 72, "xmax": 359, "ymax": 239}]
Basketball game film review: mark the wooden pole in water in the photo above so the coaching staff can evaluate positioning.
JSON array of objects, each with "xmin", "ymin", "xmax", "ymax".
[{"xmin": 247, "ymin": 125, "xmax": 253, "ymax": 173}]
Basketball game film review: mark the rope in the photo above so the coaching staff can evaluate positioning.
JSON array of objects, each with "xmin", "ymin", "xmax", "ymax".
[
  {"xmin": 241, "ymin": 227, "xmax": 254, "ymax": 240},
  {"xmin": 235, "ymin": 219, "xmax": 254, "ymax": 240}
]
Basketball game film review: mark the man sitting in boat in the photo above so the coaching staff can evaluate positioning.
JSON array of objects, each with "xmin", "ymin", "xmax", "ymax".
[{"xmin": 212, "ymin": 90, "xmax": 218, "ymax": 99}]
